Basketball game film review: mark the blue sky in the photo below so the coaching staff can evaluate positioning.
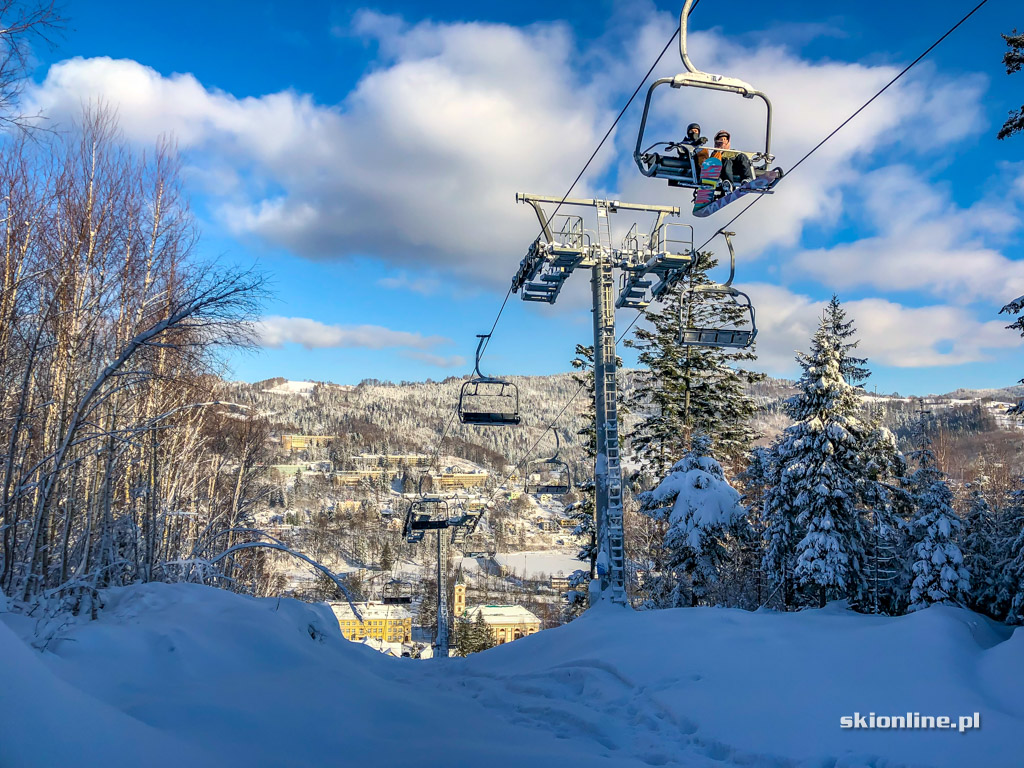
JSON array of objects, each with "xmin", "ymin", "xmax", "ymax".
[{"xmin": 26, "ymin": 0, "xmax": 1024, "ymax": 394}]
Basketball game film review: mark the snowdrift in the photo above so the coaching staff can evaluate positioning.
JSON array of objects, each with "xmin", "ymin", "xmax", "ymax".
[{"xmin": 1, "ymin": 583, "xmax": 1020, "ymax": 767}]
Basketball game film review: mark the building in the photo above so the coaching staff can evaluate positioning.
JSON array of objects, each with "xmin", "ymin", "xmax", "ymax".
[
  {"xmin": 354, "ymin": 454, "xmax": 433, "ymax": 470},
  {"xmin": 550, "ymin": 575, "xmax": 571, "ymax": 593},
  {"xmin": 282, "ymin": 435, "xmax": 337, "ymax": 452},
  {"xmin": 463, "ymin": 605, "xmax": 541, "ymax": 645},
  {"xmin": 454, "ymin": 585, "xmax": 540, "ymax": 646},
  {"xmin": 425, "ymin": 472, "xmax": 489, "ymax": 491},
  {"xmin": 332, "ymin": 469, "xmax": 387, "ymax": 488},
  {"xmin": 330, "ymin": 601, "xmax": 412, "ymax": 644}
]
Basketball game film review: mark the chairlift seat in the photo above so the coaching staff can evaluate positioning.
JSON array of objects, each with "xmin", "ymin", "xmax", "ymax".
[
  {"xmin": 460, "ymin": 411, "xmax": 521, "ymax": 426},
  {"xmin": 529, "ymin": 483, "xmax": 571, "ymax": 496},
  {"xmin": 679, "ymin": 328, "xmax": 755, "ymax": 348}
]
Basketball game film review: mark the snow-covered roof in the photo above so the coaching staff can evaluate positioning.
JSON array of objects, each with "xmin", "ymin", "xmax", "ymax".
[
  {"xmin": 328, "ymin": 602, "xmax": 411, "ymax": 622},
  {"xmin": 464, "ymin": 605, "xmax": 540, "ymax": 624}
]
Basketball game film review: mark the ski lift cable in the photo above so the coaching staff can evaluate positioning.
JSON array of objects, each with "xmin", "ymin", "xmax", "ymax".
[
  {"xmin": 421, "ymin": 6, "xmax": 701, "ymax": 474},
  {"xmin": 476, "ymin": 1, "xmax": 700, "ymax": 364},
  {"xmin": 476, "ymin": 0, "xmax": 991, "ymax": 499},
  {"xmin": 615, "ymin": 0, "xmax": 991, "ymax": 344}
]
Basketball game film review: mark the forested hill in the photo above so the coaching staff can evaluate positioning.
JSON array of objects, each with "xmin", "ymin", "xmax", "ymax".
[{"xmin": 222, "ymin": 374, "xmax": 1024, "ymax": 482}]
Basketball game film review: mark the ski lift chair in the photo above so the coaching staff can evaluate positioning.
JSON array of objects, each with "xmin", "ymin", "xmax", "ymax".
[
  {"xmin": 525, "ymin": 429, "xmax": 572, "ymax": 496},
  {"xmin": 458, "ymin": 334, "xmax": 522, "ymax": 426},
  {"xmin": 677, "ymin": 230, "xmax": 757, "ymax": 349},
  {"xmin": 402, "ymin": 493, "xmax": 450, "ymax": 544},
  {"xmin": 382, "ymin": 580, "xmax": 412, "ymax": 605},
  {"xmin": 634, "ymin": 0, "xmax": 779, "ymax": 191}
]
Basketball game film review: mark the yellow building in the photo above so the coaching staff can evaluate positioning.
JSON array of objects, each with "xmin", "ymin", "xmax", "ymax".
[
  {"xmin": 332, "ymin": 469, "xmax": 387, "ymax": 488},
  {"xmin": 354, "ymin": 454, "xmax": 433, "ymax": 469},
  {"xmin": 282, "ymin": 435, "xmax": 337, "ymax": 452},
  {"xmin": 424, "ymin": 472, "xmax": 489, "ymax": 491},
  {"xmin": 461, "ymin": 598, "xmax": 541, "ymax": 646},
  {"xmin": 330, "ymin": 602, "xmax": 412, "ymax": 644}
]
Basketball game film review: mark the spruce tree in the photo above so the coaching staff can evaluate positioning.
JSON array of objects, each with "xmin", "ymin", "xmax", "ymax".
[
  {"xmin": 903, "ymin": 421, "xmax": 968, "ymax": 612},
  {"xmin": 738, "ymin": 445, "xmax": 776, "ymax": 607},
  {"xmin": 638, "ymin": 434, "xmax": 747, "ymax": 606},
  {"xmin": 626, "ymin": 251, "xmax": 763, "ymax": 483},
  {"xmin": 860, "ymin": 419, "xmax": 908, "ymax": 614},
  {"xmin": 998, "ymin": 482, "xmax": 1024, "ymax": 624},
  {"xmin": 960, "ymin": 477, "xmax": 1002, "ymax": 617},
  {"xmin": 761, "ymin": 298, "xmax": 869, "ymax": 607}
]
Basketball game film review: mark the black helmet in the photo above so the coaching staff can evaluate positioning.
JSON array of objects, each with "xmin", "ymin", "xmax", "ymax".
[{"xmin": 686, "ymin": 122, "xmax": 701, "ymax": 135}]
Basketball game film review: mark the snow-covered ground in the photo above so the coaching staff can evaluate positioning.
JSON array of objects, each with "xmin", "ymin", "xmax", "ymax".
[
  {"xmin": 2, "ymin": 583, "xmax": 1020, "ymax": 767},
  {"xmin": 493, "ymin": 550, "xmax": 582, "ymax": 579}
]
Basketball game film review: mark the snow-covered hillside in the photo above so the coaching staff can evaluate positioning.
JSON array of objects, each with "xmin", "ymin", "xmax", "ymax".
[{"xmin": 2, "ymin": 583, "xmax": 1019, "ymax": 767}]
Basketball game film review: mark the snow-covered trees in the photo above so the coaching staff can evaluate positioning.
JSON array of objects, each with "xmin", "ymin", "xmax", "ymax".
[
  {"xmin": 761, "ymin": 298, "xmax": 871, "ymax": 607},
  {"xmin": 960, "ymin": 478, "xmax": 1004, "ymax": 617},
  {"xmin": 638, "ymin": 435, "xmax": 747, "ymax": 606},
  {"xmin": 997, "ymin": 28, "xmax": 1024, "ymax": 140},
  {"xmin": 904, "ymin": 441, "xmax": 968, "ymax": 612}
]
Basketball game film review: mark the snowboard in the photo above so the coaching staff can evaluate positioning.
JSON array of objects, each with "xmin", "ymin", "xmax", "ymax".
[
  {"xmin": 692, "ymin": 167, "xmax": 783, "ymax": 218},
  {"xmin": 691, "ymin": 157, "xmax": 723, "ymax": 214}
]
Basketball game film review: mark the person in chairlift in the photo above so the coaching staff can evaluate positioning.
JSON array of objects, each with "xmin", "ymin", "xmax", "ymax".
[
  {"xmin": 680, "ymin": 122, "xmax": 710, "ymax": 172},
  {"xmin": 711, "ymin": 129, "xmax": 754, "ymax": 185}
]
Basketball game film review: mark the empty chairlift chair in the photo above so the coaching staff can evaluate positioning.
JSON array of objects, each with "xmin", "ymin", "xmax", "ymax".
[
  {"xmin": 677, "ymin": 230, "xmax": 758, "ymax": 349},
  {"xmin": 458, "ymin": 334, "xmax": 522, "ymax": 426},
  {"xmin": 402, "ymin": 494, "xmax": 449, "ymax": 544},
  {"xmin": 525, "ymin": 429, "xmax": 572, "ymax": 496},
  {"xmin": 634, "ymin": 0, "xmax": 780, "ymax": 191}
]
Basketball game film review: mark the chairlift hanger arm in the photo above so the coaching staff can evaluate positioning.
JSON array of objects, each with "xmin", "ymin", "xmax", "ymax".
[{"xmin": 516, "ymin": 193, "xmax": 680, "ymax": 217}]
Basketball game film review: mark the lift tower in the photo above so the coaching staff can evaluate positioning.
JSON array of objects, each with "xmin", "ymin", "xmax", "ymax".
[{"xmin": 513, "ymin": 194, "xmax": 693, "ymax": 603}]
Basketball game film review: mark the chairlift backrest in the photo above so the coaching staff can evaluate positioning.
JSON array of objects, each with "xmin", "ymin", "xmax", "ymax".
[
  {"xmin": 458, "ymin": 334, "xmax": 521, "ymax": 426},
  {"xmin": 525, "ymin": 429, "xmax": 572, "ymax": 495}
]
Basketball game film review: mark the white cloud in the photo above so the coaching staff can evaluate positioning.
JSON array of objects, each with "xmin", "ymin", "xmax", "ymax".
[
  {"xmin": 746, "ymin": 284, "xmax": 1021, "ymax": 375},
  {"xmin": 788, "ymin": 165, "xmax": 1024, "ymax": 303},
  {"xmin": 24, "ymin": 6, "xmax": 1014, "ymax": 364},
  {"xmin": 255, "ymin": 316, "xmax": 448, "ymax": 350},
  {"xmin": 377, "ymin": 272, "xmax": 441, "ymax": 295},
  {"xmin": 402, "ymin": 351, "xmax": 467, "ymax": 368},
  {"xmin": 27, "ymin": 18, "xmax": 612, "ymax": 286}
]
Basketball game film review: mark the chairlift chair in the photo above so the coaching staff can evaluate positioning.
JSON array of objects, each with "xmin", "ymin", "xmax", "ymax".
[
  {"xmin": 525, "ymin": 429, "xmax": 572, "ymax": 496},
  {"xmin": 458, "ymin": 334, "xmax": 521, "ymax": 426},
  {"xmin": 402, "ymin": 491, "xmax": 450, "ymax": 544},
  {"xmin": 382, "ymin": 580, "xmax": 412, "ymax": 606},
  {"xmin": 677, "ymin": 230, "xmax": 757, "ymax": 349},
  {"xmin": 634, "ymin": 0, "xmax": 779, "ymax": 191}
]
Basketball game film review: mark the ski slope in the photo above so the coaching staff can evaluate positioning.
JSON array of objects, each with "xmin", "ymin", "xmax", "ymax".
[{"xmin": 1, "ymin": 583, "xmax": 1020, "ymax": 767}]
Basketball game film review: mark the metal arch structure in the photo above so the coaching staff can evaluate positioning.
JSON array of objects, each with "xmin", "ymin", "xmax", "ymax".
[
  {"xmin": 677, "ymin": 230, "xmax": 757, "ymax": 348},
  {"xmin": 634, "ymin": 0, "xmax": 778, "ymax": 191},
  {"xmin": 458, "ymin": 334, "xmax": 522, "ymax": 426},
  {"xmin": 513, "ymin": 193, "xmax": 691, "ymax": 605},
  {"xmin": 525, "ymin": 429, "xmax": 572, "ymax": 496}
]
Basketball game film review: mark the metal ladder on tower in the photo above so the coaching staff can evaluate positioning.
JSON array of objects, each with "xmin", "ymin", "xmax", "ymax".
[{"xmin": 594, "ymin": 201, "xmax": 626, "ymax": 602}]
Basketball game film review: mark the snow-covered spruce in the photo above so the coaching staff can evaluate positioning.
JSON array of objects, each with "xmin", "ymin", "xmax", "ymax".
[
  {"xmin": 638, "ymin": 434, "xmax": 747, "ymax": 607},
  {"xmin": 761, "ymin": 297, "xmax": 874, "ymax": 607},
  {"xmin": 904, "ymin": 442, "xmax": 969, "ymax": 612}
]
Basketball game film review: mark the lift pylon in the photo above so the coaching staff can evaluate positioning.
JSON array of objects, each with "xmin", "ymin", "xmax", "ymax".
[{"xmin": 512, "ymin": 194, "xmax": 692, "ymax": 604}]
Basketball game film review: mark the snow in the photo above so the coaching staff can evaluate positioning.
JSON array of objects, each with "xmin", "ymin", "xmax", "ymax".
[
  {"xmin": 2, "ymin": 583, "xmax": 1021, "ymax": 767},
  {"xmin": 492, "ymin": 550, "xmax": 583, "ymax": 578},
  {"xmin": 262, "ymin": 380, "xmax": 317, "ymax": 396}
]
